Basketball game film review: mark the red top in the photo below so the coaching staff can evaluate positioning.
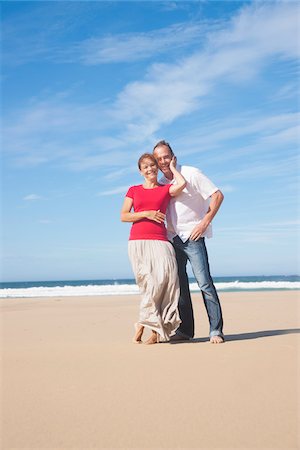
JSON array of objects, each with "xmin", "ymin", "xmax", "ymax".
[{"xmin": 126, "ymin": 184, "xmax": 171, "ymax": 241}]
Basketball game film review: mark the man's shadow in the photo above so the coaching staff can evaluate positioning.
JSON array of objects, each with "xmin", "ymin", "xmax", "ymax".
[{"xmin": 171, "ymin": 328, "xmax": 300, "ymax": 343}]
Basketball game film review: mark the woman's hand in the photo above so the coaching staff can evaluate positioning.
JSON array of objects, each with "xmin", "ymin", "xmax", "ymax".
[
  {"xmin": 121, "ymin": 197, "xmax": 165, "ymax": 223},
  {"xmin": 168, "ymin": 155, "xmax": 186, "ymax": 197},
  {"xmin": 146, "ymin": 210, "xmax": 166, "ymax": 223},
  {"xmin": 169, "ymin": 156, "xmax": 177, "ymax": 173}
]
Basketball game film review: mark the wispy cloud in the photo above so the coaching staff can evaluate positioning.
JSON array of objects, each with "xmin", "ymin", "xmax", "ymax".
[
  {"xmin": 216, "ymin": 220, "xmax": 300, "ymax": 243},
  {"xmin": 23, "ymin": 194, "xmax": 42, "ymax": 201},
  {"xmin": 173, "ymin": 111, "xmax": 300, "ymax": 159},
  {"xmin": 271, "ymin": 82, "xmax": 299, "ymax": 102},
  {"xmin": 3, "ymin": 91, "xmax": 123, "ymax": 168},
  {"xmin": 97, "ymin": 185, "xmax": 129, "ymax": 196},
  {"xmin": 2, "ymin": 2, "xmax": 104, "ymax": 66},
  {"xmin": 215, "ymin": 155, "xmax": 299, "ymax": 182},
  {"xmin": 210, "ymin": 1, "xmax": 299, "ymax": 60},
  {"xmin": 2, "ymin": 2, "xmax": 217, "ymax": 67},
  {"xmin": 219, "ymin": 185, "xmax": 235, "ymax": 193},
  {"xmin": 103, "ymin": 166, "xmax": 137, "ymax": 181},
  {"xmin": 112, "ymin": 2, "xmax": 299, "ymax": 139},
  {"xmin": 77, "ymin": 22, "xmax": 211, "ymax": 65},
  {"xmin": 3, "ymin": 2, "xmax": 299, "ymax": 172}
]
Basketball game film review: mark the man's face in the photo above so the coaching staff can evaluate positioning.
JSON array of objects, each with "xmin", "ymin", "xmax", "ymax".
[{"xmin": 153, "ymin": 145, "xmax": 172, "ymax": 175}]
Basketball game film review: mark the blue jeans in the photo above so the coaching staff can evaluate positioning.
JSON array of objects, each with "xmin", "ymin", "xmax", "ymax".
[{"xmin": 172, "ymin": 236, "xmax": 224, "ymax": 339}]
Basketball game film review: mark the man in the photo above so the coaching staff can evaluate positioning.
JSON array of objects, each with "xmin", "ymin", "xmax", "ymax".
[{"xmin": 153, "ymin": 140, "xmax": 224, "ymax": 344}]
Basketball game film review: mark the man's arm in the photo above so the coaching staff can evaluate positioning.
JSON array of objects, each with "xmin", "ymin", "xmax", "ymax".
[{"xmin": 189, "ymin": 190, "xmax": 224, "ymax": 241}]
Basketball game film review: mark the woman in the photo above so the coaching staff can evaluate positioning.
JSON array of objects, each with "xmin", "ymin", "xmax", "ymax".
[{"xmin": 121, "ymin": 153, "xmax": 186, "ymax": 344}]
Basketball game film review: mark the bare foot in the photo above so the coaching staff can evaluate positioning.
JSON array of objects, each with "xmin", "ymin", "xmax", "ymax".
[
  {"xmin": 210, "ymin": 335, "xmax": 224, "ymax": 344},
  {"xmin": 145, "ymin": 331, "xmax": 159, "ymax": 345},
  {"xmin": 133, "ymin": 323, "xmax": 144, "ymax": 344}
]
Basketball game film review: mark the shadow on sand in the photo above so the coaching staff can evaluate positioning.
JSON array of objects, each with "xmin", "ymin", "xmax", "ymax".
[{"xmin": 170, "ymin": 328, "xmax": 300, "ymax": 344}]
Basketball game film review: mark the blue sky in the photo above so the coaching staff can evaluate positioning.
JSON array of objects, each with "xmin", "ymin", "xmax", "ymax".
[{"xmin": 2, "ymin": 0, "xmax": 299, "ymax": 281}]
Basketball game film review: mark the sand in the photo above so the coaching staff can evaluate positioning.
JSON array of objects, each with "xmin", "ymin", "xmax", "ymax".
[{"xmin": 1, "ymin": 291, "xmax": 299, "ymax": 450}]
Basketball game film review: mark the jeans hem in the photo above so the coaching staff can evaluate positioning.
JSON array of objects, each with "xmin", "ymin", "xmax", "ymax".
[
  {"xmin": 176, "ymin": 330, "xmax": 193, "ymax": 339},
  {"xmin": 210, "ymin": 330, "xmax": 224, "ymax": 339}
]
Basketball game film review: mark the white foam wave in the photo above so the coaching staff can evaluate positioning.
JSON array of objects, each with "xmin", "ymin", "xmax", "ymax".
[
  {"xmin": 0, "ymin": 281, "xmax": 299, "ymax": 298},
  {"xmin": 207, "ymin": 281, "xmax": 299, "ymax": 290},
  {"xmin": 0, "ymin": 284, "xmax": 140, "ymax": 298}
]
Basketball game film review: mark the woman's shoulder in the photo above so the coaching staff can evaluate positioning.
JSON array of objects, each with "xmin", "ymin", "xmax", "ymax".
[
  {"xmin": 128, "ymin": 184, "xmax": 143, "ymax": 190},
  {"xmin": 126, "ymin": 184, "xmax": 143, "ymax": 196}
]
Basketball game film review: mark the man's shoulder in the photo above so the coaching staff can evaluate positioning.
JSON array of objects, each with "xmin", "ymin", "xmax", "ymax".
[
  {"xmin": 181, "ymin": 165, "xmax": 203, "ymax": 178},
  {"xmin": 159, "ymin": 165, "xmax": 204, "ymax": 184},
  {"xmin": 181, "ymin": 165, "xmax": 199, "ymax": 173}
]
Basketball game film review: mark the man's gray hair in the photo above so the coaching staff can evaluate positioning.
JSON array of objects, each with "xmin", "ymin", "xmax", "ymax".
[{"xmin": 153, "ymin": 140, "xmax": 174, "ymax": 156}]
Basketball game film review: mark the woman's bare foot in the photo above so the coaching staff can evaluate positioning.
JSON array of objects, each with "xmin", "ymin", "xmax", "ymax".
[
  {"xmin": 145, "ymin": 331, "xmax": 159, "ymax": 345},
  {"xmin": 133, "ymin": 323, "xmax": 144, "ymax": 344},
  {"xmin": 210, "ymin": 335, "xmax": 224, "ymax": 344}
]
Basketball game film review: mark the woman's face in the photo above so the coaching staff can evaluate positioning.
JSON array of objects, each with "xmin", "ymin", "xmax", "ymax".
[{"xmin": 139, "ymin": 158, "xmax": 158, "ymax": 180}]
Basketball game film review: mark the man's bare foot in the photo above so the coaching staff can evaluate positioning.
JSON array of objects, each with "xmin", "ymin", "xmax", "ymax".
[
  {"xmin": 210, "ymin": 335, "xmax": 224, "ymax": 344},
  {"xmin": 133, "ymin": 323, "xmax": 144, "ymax": 344},
  {"xmin": 145, "ymin": 331, "xmax": 159, "ymax": 345}
]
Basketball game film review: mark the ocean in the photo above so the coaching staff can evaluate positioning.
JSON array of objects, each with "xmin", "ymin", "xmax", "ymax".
[{"xmin": 0, "ymin": 275, "xmax": 299, "ymax": 298}]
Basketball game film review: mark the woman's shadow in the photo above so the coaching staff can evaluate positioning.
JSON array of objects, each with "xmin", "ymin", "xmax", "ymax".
[{"xmin": 172, "ymin": 328, "xmax": 300, "ymax": 343}]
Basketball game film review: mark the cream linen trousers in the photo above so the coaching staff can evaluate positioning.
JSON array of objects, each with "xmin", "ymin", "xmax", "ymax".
[{"xmin": 128, "ymin": 240, "xmax": 181, "ymax": 342}]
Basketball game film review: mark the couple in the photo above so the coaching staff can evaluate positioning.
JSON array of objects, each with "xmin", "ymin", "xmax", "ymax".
[{"xmin": 121, "ymin": 140, "xmax": 224, "ymax": 345}]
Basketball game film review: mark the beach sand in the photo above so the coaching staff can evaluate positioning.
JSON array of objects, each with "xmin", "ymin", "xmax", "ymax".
[{"xmin": 1, "ymin": 291, "xmax": 299, "ymax": 449}]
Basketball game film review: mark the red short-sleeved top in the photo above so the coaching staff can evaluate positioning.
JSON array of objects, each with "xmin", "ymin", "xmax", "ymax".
[{"xmin": 126, "ymin": 184, "xmax": 171, "ymax": 241}]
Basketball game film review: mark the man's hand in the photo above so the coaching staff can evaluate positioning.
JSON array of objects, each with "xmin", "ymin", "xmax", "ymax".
[
  {"xmin": 189, "ymin": 219, "xmax": 210, "ymax": 241},
  {"xmin": 189, "ymin": 190, "xmax": 224, "ymax": 241},
  {"xmin": 146, "ymin": 210, "xmax": 166, "ymax": 223}
]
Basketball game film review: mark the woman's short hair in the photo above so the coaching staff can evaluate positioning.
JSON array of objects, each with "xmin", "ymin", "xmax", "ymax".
[
  {"xmin": 138, "ymin": 153, "xmax": 158, "ymax": 169},
  {"xmin": 153, "ymin": 140, "xmax": 174, "ymax": 156}
]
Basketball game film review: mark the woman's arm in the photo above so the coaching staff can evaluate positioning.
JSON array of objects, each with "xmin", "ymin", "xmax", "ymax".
[
  {"xmin": 120, "ymin": 197, "xmax": 166, "ymax": 223},
  {"xmin": 169, "ymin": 157, "xmax": 186, "ymax": 197}
]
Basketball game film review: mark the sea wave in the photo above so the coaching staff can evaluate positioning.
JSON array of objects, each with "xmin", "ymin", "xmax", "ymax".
[{"xmin": 0, "ymin": 281, "xmax": 299, "ymax": 298}]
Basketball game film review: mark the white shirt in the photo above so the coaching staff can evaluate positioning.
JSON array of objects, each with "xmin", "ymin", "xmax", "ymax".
[{"xmin": 160, "ymin": 165, "xmax": 219, "ymax": 242}]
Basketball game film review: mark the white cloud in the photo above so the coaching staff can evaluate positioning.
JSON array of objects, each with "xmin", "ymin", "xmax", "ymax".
[
  {"xmin": 3, "ymin": 2, "xmax": 299, "ymax": 171},
  {"xmin": 219, "ymin": 185, "xmax": 235, "ymax": 193},
  {"xmin": 271, "ymin": 83, "xmax": 299, "ymax": 102},
  {"xmin": 210, "ymin": 1, "xmax": 299, "ymax": 59},
  {"xmin": 260, "ymin": 125, "xmax": 300, "ymax": 146},
  {"xmin": 23, "ymin": 194, "xmax": 42, "ymax": 201},
  {"xmin": 78, "ymin": 23, "xmax": 209, "ymax": 65},
  {"xmin": 103, "ymin": 166, "xmax": 137, "ymax": 181},
  {"xmin": 97, "ymin": 185, "xmax": 129, "ymax": 196},
  {"xmin": 215, "ymin": 155, "xmax": 299, "ymax": 182},
  {"xmin": 3, "ymin": 91, "xmax": 121, "ymax": 168},
  {"xmin": 216, "ymin": 219, "xmax": 300, "ymax": 243},
  {"xmin": 175, "ymin": 111, "xmax": 300, "ymax": 157},
  {"xmin": 110, "ymin": 1, "xmax": 299, "ymax": 139},
  {"xmin": 2, "ymin": 2, "xmax": 103, "ymax": 66}
]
